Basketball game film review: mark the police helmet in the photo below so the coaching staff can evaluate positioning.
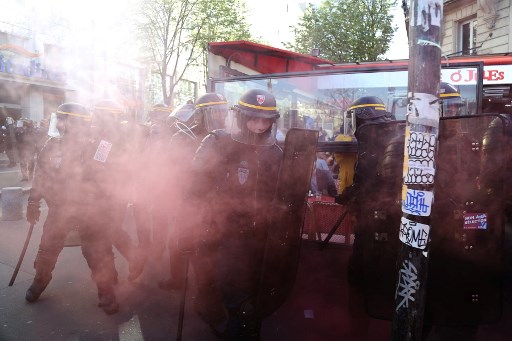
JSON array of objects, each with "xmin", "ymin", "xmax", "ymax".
[
  {"xmin": 344, "ymin": 96, "xmax": 390, "ymax": 135},
  {"xmin": 52, "ymin": 102, "xmax": 91, "ymax": 136},
  {"xmin": 168, "ymin": 102, "xmax": 196, "ymax": 127},
  {"xmin": 148, "ymin": 103, "xmax": 172, "ymax": 124},
  {"xmin": 231, "ymin": 89, "xmax": 280, "ymax": 146},
  {"xmin": 92, "ymin": 99, "xmax": 126, "ymax": 125},
  {"xmin": 193, "ymin": 93, "xmax": 229, "ymax": 132},
  {"xmin": 439, "ymin": 82, "xmax": 464, "ymax": 117}
]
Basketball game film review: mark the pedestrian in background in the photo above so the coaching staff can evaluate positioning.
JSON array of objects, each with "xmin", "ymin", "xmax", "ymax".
[
  {"xmin": 4, "ymin": 116, "xmax": 17, "ymax": 167},
  {"xmin": 15, "ymin": 118, "xmax": 38, "ymax": 181}
]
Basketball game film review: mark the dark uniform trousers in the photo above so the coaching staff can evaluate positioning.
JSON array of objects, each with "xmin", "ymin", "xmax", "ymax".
[{"xmin": 31, "ymin": 137, "xmax": 117, "ymax": 294}]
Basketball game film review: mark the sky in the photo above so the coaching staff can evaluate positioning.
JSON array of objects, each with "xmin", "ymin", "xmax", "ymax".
[
  {"xmin": 245, "ymin": 0, "xmax": 410, "ymax": 60},
  {"xmin": 0, "ymin": 0, "xmax": 409, "ymax": 70}
]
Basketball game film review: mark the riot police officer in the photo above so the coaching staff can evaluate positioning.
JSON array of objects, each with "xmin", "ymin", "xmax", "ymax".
[
  {"xmin": 82, "ymin": 99, "xmax": 145, "ymax": 282},
  {"xmin": 25, "ymin": 103, "xmax": 119, "ymax": 314},
  {"xmin": 187, "ymin": 89, "xmax": 282, "ymax": 339},
  {"xmin": 337, "ymin": 96, "xmax": 393, "ymax": 201},
  {"xmin": 159, "ymin": 93, "xmax": 229, "ymax": 283},
  {"xmin": 158, "ymin": 93, "xmax": 229, "ymax": 331},
  {"xmin": 336, "ymin": 96, "xmax": 395, "ymax": 285},
  {"xmin": 133, "ymin": 103, "xmax": 174, "ymax": 258}
]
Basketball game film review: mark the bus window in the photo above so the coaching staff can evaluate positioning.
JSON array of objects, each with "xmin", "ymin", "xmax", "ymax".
[{"xmin": 212, "ymin": 65, "xmax": 480, "ymax": 133}]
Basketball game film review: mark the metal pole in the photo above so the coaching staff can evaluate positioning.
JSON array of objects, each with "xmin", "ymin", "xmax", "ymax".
[
  {"xmin": 9, "ymin": 223, "xmax": 35, "ymax": 286},
  {"xmin": 176, "ymin": 252, "xmax": 190, "ymax": 341},
  {"xmin": 391, "ymin": 1, "xmax": 443, "ymax": 340}
]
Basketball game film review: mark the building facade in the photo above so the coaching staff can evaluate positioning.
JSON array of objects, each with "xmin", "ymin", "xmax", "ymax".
[
  {"xmin": 0, "ymin": 1, "xmax": 73, "ymax": 123},
  {"xmin": 442, "ymin": 0, "xmax": 511, "ymax": 56},
  {"xmin": 0, "ymin": 0, "xmax": 148, "ymax": 124}
]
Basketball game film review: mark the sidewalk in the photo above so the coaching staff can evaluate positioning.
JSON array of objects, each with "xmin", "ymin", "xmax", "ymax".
[{"xmin": 0, "ymin": 153, "xmax": 31, "ymax": 193}]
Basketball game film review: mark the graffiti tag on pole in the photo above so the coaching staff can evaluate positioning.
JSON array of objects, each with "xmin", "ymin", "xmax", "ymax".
[
  {"xmin": 395, "ymin": 260, "xmax": 420, "ymax": 311},
  {"xmin": 405, "ymin": 129, "xmax": 436, "ymax": 185},
  {"xmin": 403, "ymin": 189, "xmax": 433, "ymax": 216}
]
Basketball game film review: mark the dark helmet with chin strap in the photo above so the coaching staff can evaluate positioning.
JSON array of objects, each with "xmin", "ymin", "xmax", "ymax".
[
  {"xmin": 148, "ymin": 103, "xmax": 172, "ymax": 124},
  {"xmin": 231, "ymin": 89, "xmax": 280, "ymax": 146},
  {"xmin": 344, "ymin": 96, "xmax": 391, "ymax": 136},
  {"xmin": 92, "ymin": 99, "xmax": 126, "ymax": 126},
  {"xmin": 52, "ymin": 102, "xmax": 91, "ymax": 136},
  {"xmin": 439, "ymin": 82, "xmax": 464, "ymax": 117}
]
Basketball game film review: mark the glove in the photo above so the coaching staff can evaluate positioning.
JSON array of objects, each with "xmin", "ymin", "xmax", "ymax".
[{"xmin": 26, "ymin": 200, "xmax": 41, "ymax": 224}]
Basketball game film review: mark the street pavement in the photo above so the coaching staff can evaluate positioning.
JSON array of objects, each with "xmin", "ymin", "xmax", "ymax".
[
  {"xmin": 0, "ymin": 160, "xmax": 219, "ymax": 341},
  {"xmin": 2, "ymin": 155, "xmax": 512, "ymax": 340}
]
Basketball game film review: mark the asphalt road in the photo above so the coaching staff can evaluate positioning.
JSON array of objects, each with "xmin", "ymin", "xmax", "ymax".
[{"xmin": 0, "ymin": 157, "xmax": 220, "ymax": 341}]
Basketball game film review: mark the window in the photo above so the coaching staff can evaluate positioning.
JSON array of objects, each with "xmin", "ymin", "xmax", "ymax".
[
  {"xmin": 212, "ymin": 65, "xmax": 479, "ymax": 132},
  {"xmin": 459, "ymin": 18, "xmax": 477, "ymax": 55}
]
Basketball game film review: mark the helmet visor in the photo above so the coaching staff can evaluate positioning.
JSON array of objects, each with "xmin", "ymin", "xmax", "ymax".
[
  {"xmin": 203, "ymin": 105, "xmax": 229, "ymax": 132},
  {"xmin": 441, "ymin": 99, "xmax": 464, "ymax": 117},
  {"xmin": 343, "ymin": 110, "xmax": 356, "ymax": 136},
  {"xmin": 169, "ymin": 103, "xmax": 195, "ymax": 124},
  {"xmin": 48, "ymin": 112, "xmax": 61, "ymax": 138},
  {"xmin": 231, "ymin": 109, "xmax": 278, "ymax": 146}
]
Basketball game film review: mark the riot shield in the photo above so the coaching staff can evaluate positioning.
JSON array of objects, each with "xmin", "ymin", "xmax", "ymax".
[
  {"xmin": 256, "ymin": 128, "xmax": 318, "ymax": 318},
  {"xmin": 352, "ymin": 121, "xmax": 406, "ymax": 319},
  {"xmin": 425, "ymin": 114, "xmax": 507, "ymax": 325},
  {"xmin": 356, "ymin": 115, "xmax": 508, "ymax": 325}
]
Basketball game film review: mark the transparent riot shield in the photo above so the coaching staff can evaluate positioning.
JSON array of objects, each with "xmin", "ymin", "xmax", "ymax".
[
  {"xmin": 352, "ymin": 120, "xmax": 406, "ymax": 319},
  {"xmin": 425, "ymin": 114, "xmax": 508, "ymax": 325},
  {"xmin": 256, "ymin": 128, "xmax": 318, "ymax": 318}
]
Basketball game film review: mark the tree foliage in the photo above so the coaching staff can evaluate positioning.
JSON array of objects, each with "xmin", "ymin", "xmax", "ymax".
[
  {"xmin": 286, "ymin": 0, "xmax": 396, "ymax": 63},
  {"xmin": 136, "ymin": 0, "xmax": 251, "ymax": 106},
  {"xmin": 196, "ymin": 0, "xmax": 251, "ymax": 82}
]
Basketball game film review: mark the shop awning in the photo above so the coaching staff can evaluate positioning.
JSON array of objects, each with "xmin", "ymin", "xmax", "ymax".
[{"xmin": 208, "ymin": 40, "xmax": 333, "ymax": 74}]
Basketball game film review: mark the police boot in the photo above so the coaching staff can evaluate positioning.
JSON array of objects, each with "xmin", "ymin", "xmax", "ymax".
[
  {"xmin": 239, "ymin": 301, "xmax": 261, "ymax": 340},
  {"xmin": 97, "ymin": 290, "xmax": 119, "ymax": 315},
  {"xmin": 25, "ymin": 272, "xmax": 52, "ymax": 303},
  {"xmin": 127, "ymin": 249, "xmax": 146, "ymax": 282},
  {"xmin": 195, "ymin": 295, "xmax": 228, "ymax": 338}
]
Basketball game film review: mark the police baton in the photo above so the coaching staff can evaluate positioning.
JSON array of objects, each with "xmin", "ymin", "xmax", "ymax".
[
  {"xmin": 176, "ymin": 241, "xmax": 193, "ymax": 341},
  {"xmin": 8, "ymin": 223, "xmax": 35, "ymax": 286}
]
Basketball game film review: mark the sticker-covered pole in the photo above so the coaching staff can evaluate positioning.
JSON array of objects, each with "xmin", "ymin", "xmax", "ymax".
[{"xmin": 391, "ymin": 1, "xmax": 443, "ymax": 340}]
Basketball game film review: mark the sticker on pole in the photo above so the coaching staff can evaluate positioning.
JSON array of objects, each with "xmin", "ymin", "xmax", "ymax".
[
  {"xmin": 463, "ymin": 213, "xmax": 487, "ymax": 230},
  {"xmin": 407, "ymin": 92, "xmax": 440, "ymax": 129},
  {"xmin": 402, "ymin": 189, "xmax": 433, "ymax": 216},
  {"xmin": 404, "ymin": 130, "xmax": 436, "ymax": 185},
  {"xmin": 399, "ymin": 217, "xmax": 430, "ymax": 250}
]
